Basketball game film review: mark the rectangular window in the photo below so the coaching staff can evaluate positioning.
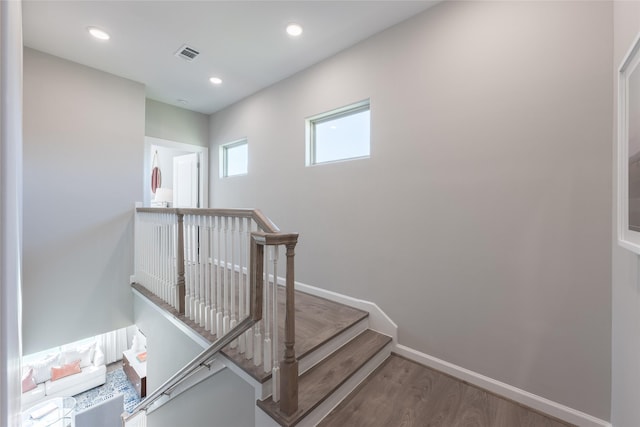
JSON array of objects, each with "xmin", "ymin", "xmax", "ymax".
[
  {"xmin": 306, "ymin": 100, "xmax": 370, "ymax": 166},
  {"xmin": 220, "ymin": 139, "xmax": 248, "ymax": 177}
]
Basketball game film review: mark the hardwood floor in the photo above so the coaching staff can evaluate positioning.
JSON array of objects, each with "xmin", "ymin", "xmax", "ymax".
[{"xmin": 318, "ymin": 355, "xmax": 574, "ymax": 427}]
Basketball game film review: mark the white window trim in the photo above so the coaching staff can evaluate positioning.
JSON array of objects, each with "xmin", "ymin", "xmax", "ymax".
[
  {"xmin": 305, "ymin": 99, "xmax": 370, "ymax": 166},
  {"xmin": 220, "ymin": 138, "xmax": 248, "ymax": 178}
]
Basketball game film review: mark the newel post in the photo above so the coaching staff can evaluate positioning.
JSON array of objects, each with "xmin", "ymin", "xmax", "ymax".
[
  {"xmin": 176, "ymin": 213, "xmax": 186, "ymax": 315},
  {"xmin": 280, "ymin": 239, "xmax": 298, "ymax": 416},
  {"xmin": 249, "ymin": 235, "xmax": 264, "ymax": 322}
]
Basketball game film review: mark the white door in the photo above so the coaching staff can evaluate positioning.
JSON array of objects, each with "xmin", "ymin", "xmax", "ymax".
[{"xmin": 173, "ymin": 153, "xmax": 200, "ymax": 208}]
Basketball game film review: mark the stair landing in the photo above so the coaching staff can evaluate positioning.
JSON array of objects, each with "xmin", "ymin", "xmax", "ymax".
[{"xmin": 131, "ymin": 283, "xmax": 368, "ymax": 383}]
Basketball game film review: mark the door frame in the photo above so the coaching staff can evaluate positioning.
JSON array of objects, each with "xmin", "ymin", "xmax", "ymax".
[{"xmin": 144, "ymin": 136, "xmax": 209, "ymax": 208}]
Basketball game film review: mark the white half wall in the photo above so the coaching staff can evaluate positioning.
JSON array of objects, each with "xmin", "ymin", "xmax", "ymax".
[
  {"xmin": 133, "ymin": 291, "xmax": 255, "ymax": 427},
  {"xmin": 209, "ymin": 1, "xmax": 612, "ymax": 420},
  {"xmin": 22, "ymin": 48, "xmax": 145, "ymax": 353},
  {"xmin": 0, "ymin": 1, "xmax": 23, "ymax": 425},
  {"xmin": 612, "ymin": 3, "xmax": 640, "ymax": 427}
]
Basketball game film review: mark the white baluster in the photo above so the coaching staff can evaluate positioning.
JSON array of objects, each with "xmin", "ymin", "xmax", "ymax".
[
  {"xmin": 195, "ymin": 215, "xmax": 202, "ymax": 326},
  {"xmin": 160, "ymin": 217, "xmax": 166, "ymax": 303},
  {"xmin": 216, "ymin": 216, "xmax": 223, "ymax": 338},
  {"xmin": 237, "ymin": 218, "xmax": 246, "ymax": 353},
  {"xmin": 209, "ymin": 216, "xmax": 218, "ymax": 335},
  {"xmin": 253, "ymin": 320, "xmax": 262, "ymax": 367},
  {"xmin": 189, "ymin": 216, "xmax": 197, "ymax": 321},
  {"xmin": 223, "ymin": 217, "xmax": 230, "ymax": 334},
  {"xmin": 183, "ymin": 216, "xmax": 189, "ymax": 317},
  {"xmin": 198, "ymin": 215, "xmax": 206, "ymax": 327},
  {"xmin": 246, "ymin": 219, "xmax": 255, "ymax": 361},
  {"xmin": 245, "ymin": 328, "xmax": 254, "ymax": 360},
  {"xmin": 193, "ymin": 217, "xmax": 200, "ymax": 324},
  {"xmin": 263, "ymin": 247, "xmax": 271, "ymax": 373},
  {"xmin": 230, "ymin": 217, "xmax": 238, "ymax": 348},
  {"xmin": 202, "ymin": 216, "xmax": 208, "ymax": 327},
  {"xmin": 272, "ymin": 246, "xmax": 280, "ymax": 401}
]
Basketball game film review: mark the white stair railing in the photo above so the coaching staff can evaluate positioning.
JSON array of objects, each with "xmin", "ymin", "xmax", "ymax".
[{"xmin": 133, "ymin": 207, "xmax": 299, "ymax": 414}]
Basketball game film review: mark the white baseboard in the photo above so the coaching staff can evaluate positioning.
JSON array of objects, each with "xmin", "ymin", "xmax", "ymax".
[{"xmin": 394, "ymin": 344, "xmax": 611, "ymax": 427}]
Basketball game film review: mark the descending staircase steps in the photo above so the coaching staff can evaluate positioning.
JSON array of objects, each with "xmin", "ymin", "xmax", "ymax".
[
  {"xmin": 257, "ymin": 329, "xmax": 392, "ymax": 427},
  {"xmin": 221, "ymin": 288, "xmax": 369, "ymax": 384}
]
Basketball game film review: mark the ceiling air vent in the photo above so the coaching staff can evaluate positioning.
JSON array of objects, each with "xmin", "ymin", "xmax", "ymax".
[{"xmin": 175, "ymin": 44, "xmax": 200, "ymax": 62}]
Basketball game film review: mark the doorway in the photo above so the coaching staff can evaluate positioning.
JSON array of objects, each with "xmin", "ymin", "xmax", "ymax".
[{"xmin": 143, "ymin": 136, "xmax": 209, "ymax": 208}]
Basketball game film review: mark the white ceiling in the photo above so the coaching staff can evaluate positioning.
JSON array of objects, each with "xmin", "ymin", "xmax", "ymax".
[{"xmin": 22, "ymin": 1, "xmax": 436, "ymax": 115}]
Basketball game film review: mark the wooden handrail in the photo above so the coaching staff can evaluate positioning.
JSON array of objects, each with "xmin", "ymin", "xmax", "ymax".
[{"xmin": 135, "ymin": 207, "xmax": 280, "ymax": 233}]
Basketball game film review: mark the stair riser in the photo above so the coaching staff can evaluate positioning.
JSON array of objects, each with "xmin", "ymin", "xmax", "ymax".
[
  {"xmin": 256, "ymin": 343, "xmax": 392, "ymax": 427},
  {"xmin": 298, "ymin": 318, "xmax": 369, "ymax": 376},
  {"xmin": 220, "ymin": 318, "xmax": 369, "ymax": 401}
]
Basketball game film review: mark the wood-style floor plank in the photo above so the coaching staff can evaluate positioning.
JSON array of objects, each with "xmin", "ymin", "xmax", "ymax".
[{"xmin": 318, "ymin": 355, "xmax": 574, "ymax": 427}]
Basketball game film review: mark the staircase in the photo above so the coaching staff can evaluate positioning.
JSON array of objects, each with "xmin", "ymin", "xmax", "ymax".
[{"xmin": 132, "ymin": 281, "xmax": 394, "ymax": 426}]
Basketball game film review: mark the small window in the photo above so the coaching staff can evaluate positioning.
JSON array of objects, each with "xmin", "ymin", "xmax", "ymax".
[
  {"xmin": 306, "ymin": 100, "xmax": 370, "ymax": 166},
  {"xmin": 220, "ymin": 139, "xmax": 248, "ymax": 177}
]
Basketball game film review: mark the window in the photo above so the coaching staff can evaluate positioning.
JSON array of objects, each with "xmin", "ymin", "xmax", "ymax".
[
  {"xmin": 306, "ymin": 100, "xmax": 370, "ymax": 166},
  {"xmin": 220, "ymin": 139, "xmax": 248, "ymax": 177}
]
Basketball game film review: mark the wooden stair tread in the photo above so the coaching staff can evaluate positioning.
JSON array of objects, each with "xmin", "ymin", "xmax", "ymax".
[
  {"xmin": 222, "ymin": 288, "xmax": 368, "ymax": 383},
  {"xmin": 131, "ymin": 282, "xmax": 369, "ymax": 383},
  {"xmin": 257, "ymin": 329, "xmax": 392, "ymax": 427}
]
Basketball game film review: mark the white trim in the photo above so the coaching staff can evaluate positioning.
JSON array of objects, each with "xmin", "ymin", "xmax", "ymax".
[
  {"xmin": 617, "ymin": 31, "xmax": 640, "ymax": 254},
  {"xmin": 298, "ymin": 318, "xmax": 368, "ymax": 376},
  {"xmin": 219, "ymin": 138, "xmax": 248, "ymax": 178},
  {"xmin": 143, "ymin": 136, "xmax": 209, "ymax": 208},
  {"xmin": 1, "ymin": 1, "xmax": 24, "ymax": 424},
  {"xmin": 290, "ymin": 280, "xmax": 397, "ymax": 345},
  {"xmin": 305, "ymin": 99, "xmax": 371, "ymax": 166},
  {"xmin": 212, "ymin": 263, "xmax": 397, "ymax": 344},
  {"xmin": 394, "ymin": 344, "xmax": 611, "ymax": 427}
]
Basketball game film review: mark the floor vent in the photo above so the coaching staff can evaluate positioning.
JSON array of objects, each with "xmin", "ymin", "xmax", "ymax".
[{"xmin": 175, "ymin": 45, "xmax": 200, "ymax": 62}]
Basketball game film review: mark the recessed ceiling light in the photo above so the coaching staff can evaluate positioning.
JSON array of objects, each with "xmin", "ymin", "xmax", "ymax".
[
  {"xmin": 209, "ymin": 77, "xmax": 223, "ymax": 85},
  {"xmin": 87, "ymin": 27, "xmax": 110, "ymax": 41},
  {"xmin": 286, "ymin": 23, "xmax": 303, "ymax": 37}
]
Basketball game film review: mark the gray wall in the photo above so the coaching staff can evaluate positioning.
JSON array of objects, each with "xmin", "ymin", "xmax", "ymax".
[
  {"xmin": 612, "ymin": 3, "xmax": 640, "ymax": 426},
  {"xmin": 133, "ymin": 293, "xmax": 205, "ymax": 391},
  {"xmin": 22, "ymin": 48, "xmax": 144, "ymax": 353},
  {"xmin": 146, "ymin": 99, "xmax": 209, "ymax": 147},
  {"xmin": 209, "ymin": 1, "xmax": 612, "ymax": 419},
  {"xmin": 133, "ymin": 293, "xmax": 255, "ymax": 427},
  {"xmin": 146, "ymin": 369, "xmax": 255, "ymax": 427}
]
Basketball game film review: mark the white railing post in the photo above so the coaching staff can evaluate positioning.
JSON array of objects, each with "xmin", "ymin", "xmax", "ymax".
[
  {"xmin": 238, "ymin": 218, "xmax": 246, "ymax": 353},
  {"xmin": 263, "ymin": 246, "xmax": 272, "ymax": 374},
  {"xmin": 272, "ymin": 245, "xmax": 280, "ymax": 402},
  {"xmin": 230, "ymin": 217, "xmax": 238, "ymax": 348},
  {"xmin": 216, "ymin": 216, "xmax": 223, "ymax": 338},
  {"xmin": 245, "ymin": 219, "xmax": 255, "ymax": 361}
]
